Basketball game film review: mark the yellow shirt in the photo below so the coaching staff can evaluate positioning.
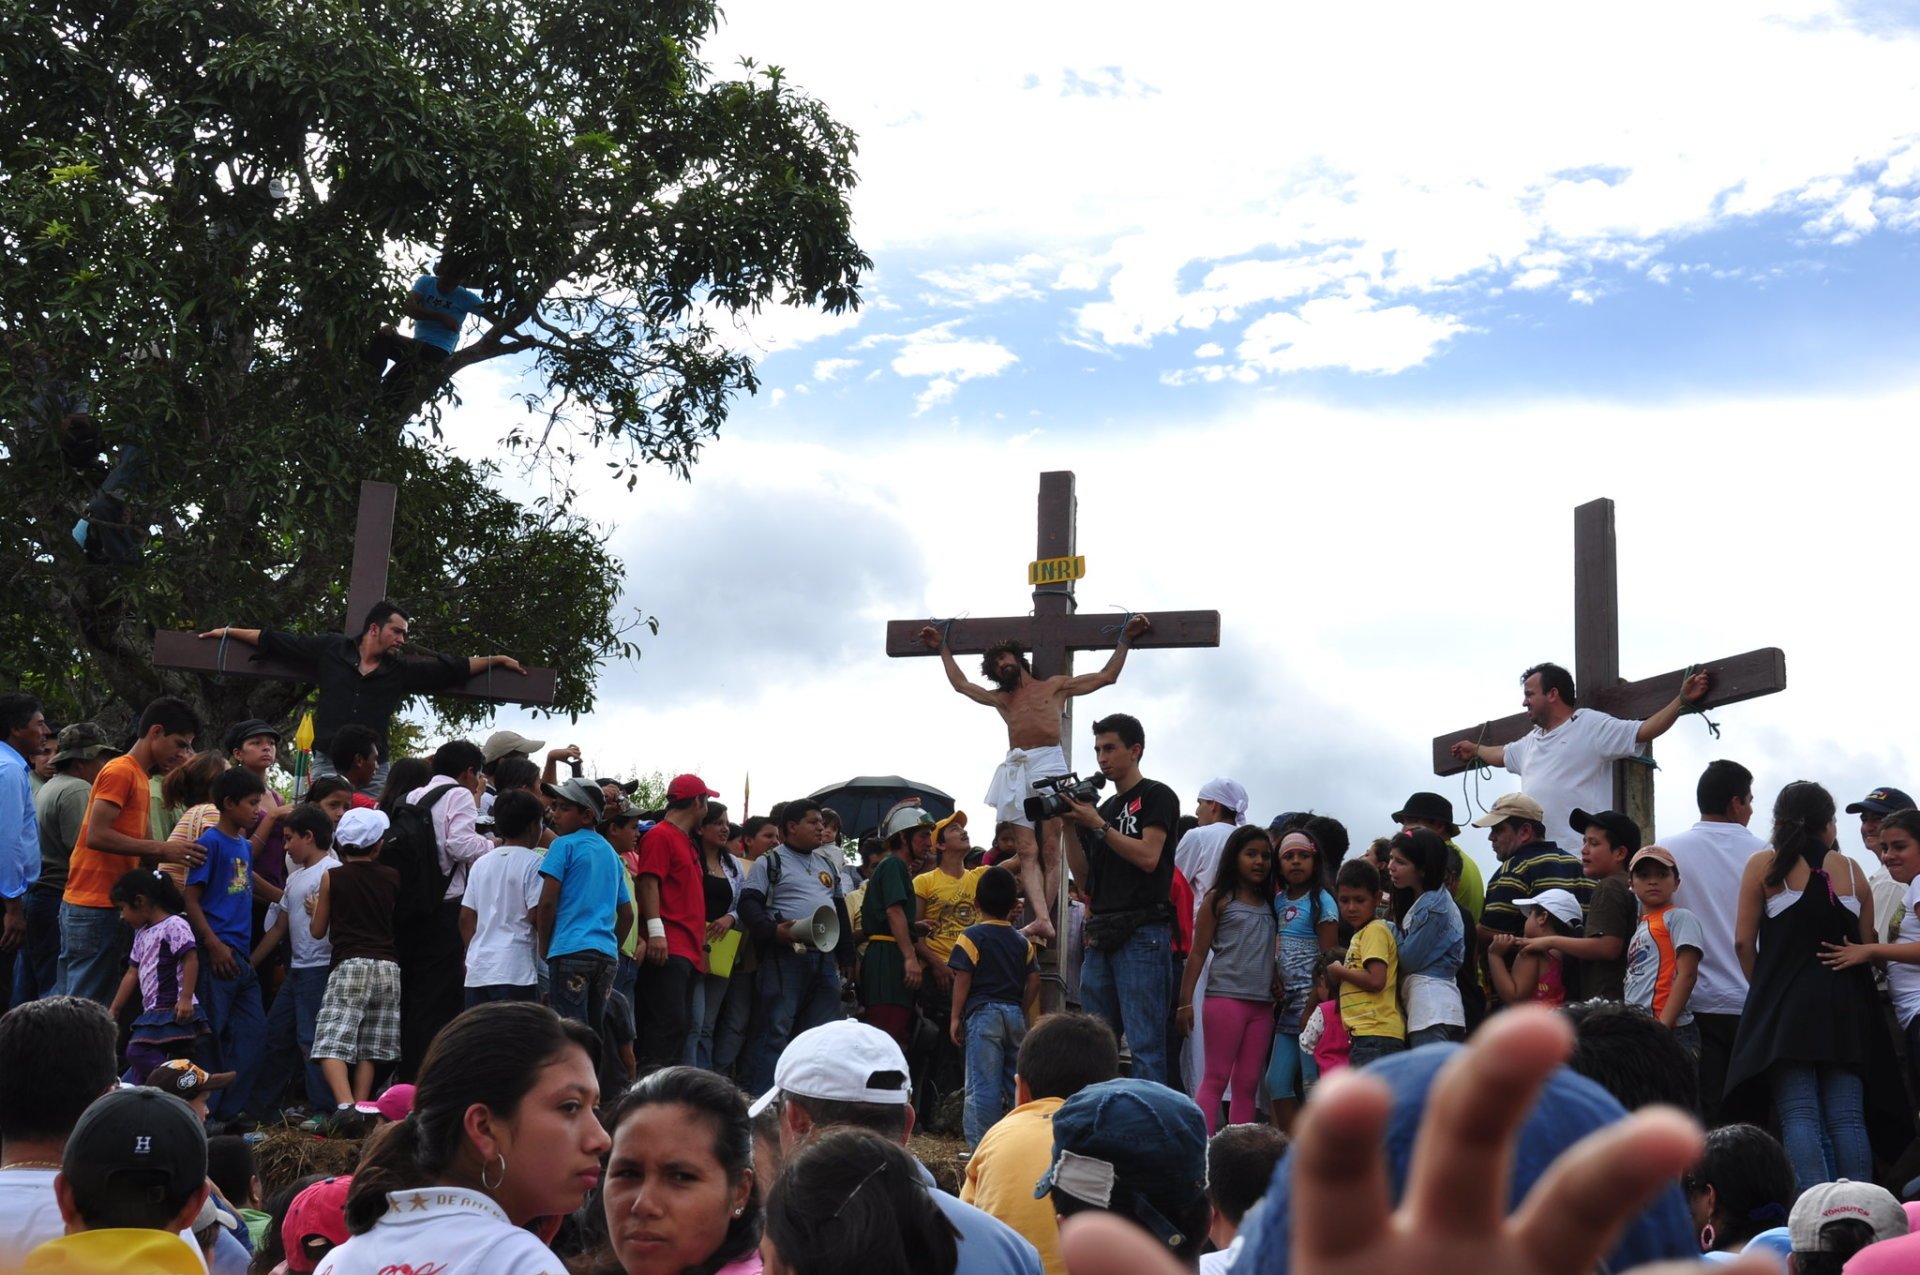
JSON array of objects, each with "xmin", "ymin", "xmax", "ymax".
[
  {"xmin": 1340, "ymin": 919, "xmax": 1405, "ymax": 1039},
  {"xmin": 23, "ymin": 1228, "xmax": 207, "ymax": 1274},
  {"xmin": 915, "ymin": 864, "xmax": 988, "ymax": 964},
  {"xmin": 962, "ymin": 1096, "xmax": 1066, "ymax": 1275}
]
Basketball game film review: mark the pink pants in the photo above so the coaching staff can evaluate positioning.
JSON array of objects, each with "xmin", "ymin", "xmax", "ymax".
[{"xmin": 1199, "ymin": 996, "xmax": 1275, "ymax": 1133}]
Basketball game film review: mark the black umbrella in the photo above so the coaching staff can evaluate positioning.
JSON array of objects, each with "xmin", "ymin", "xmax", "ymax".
[{"xmin": 807, "ymin": 775, "xmax": 956, "ymax": 841}]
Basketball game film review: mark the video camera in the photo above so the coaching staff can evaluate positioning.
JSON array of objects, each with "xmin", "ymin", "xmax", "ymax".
[{"xmin": 1024, "ymin": 771, "xmax": 1107, "ymax": 823}]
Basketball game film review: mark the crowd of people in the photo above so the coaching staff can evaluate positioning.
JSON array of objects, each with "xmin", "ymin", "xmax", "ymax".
[{"xmin": 4, "ymin": 632, "xmax": 1920, "ymax": 1273}]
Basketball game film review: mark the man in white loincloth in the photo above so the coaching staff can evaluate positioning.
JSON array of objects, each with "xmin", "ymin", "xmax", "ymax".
[{"xmin": 917, "ymin": 614, "xmax": 1152, "ymax": 942}]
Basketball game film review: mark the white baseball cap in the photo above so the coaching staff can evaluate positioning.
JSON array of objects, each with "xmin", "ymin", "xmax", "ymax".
[
  {"xmin": 1513, "ymin": 888, "xmax": 1584, "ymax": 930},
  {"xmin": 335, "ymin": 808, "xmax": 390, "ymax": 851},
  {"xmin": 747, "ymin": 1020, "xmax": 912, "ymax": 1118},
  {"xmin": 1196, "ymin": 777, "xmax": 1249, "ymax": 819}
]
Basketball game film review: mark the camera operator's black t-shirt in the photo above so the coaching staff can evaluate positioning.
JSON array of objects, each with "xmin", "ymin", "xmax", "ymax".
[{"xmin": 1086, "ymin": 778, "xmax": 1180, "ymax": 916}]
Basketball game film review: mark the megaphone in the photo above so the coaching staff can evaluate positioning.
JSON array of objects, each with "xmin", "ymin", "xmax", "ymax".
[{"xmin": 792, "ymin": 903, "xmax": 840, "ymax": 953}]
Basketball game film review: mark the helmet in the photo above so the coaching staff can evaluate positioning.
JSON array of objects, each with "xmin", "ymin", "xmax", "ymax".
[{"xmin": 881, "ymin": 803, "xmax": 937, "ymax": 845}]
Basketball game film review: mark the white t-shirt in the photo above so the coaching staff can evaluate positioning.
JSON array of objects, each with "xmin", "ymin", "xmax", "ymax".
[
  {"xmin": 0, "ymin": 1168, "xmax": 64, "ymax": 1267},
  {"xmin": 1888, "ymin": 877, "xmax": 1920, "ymax": 1029},
  {"xmin": 1666, "ymin": 818, "xmax": 1766, "ymax": 1016},
  {"xmin": 315, "ymin": 1186, "xmax": 566, "ymax": 1275},
  {"xmin": 268, "ymin": 854, "xmax": 340, "ymax": 969},
  {"xmin": 1500, "ymin": 710, "xmax": 1644, "ymax": 850},
  {"xmin": 1175, "ymin": 822, "xmax": 1237, "ymax": 912},
  {"xmin": 461, "ymin": 846, "xmax": 546, "ymax": 989}
]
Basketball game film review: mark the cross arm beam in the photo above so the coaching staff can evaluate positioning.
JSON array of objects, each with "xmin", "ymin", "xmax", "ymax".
[
  {"xmin": 885, "ymin": 610, "xmax": 1222, "ymax": 659},
  {"xmin": 1429, "ymin": 646, "xmax": 1787, "ymax": 776},
  {"xmin": 151, "ymin": 631, "xmax": 560, "ymax": 707}
]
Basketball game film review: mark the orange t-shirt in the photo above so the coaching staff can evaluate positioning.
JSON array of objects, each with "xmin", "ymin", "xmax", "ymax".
[{"xmin": 63, "ymin": 753, "xmax": 152, "ymax": 908}]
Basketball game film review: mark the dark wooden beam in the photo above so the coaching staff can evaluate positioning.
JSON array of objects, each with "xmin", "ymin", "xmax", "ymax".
[
  {"xmin": 344, "ymin": 480, "xmax": 399, "ymax": 635},
  {"xmin": 1429, "ymin": 646, "xmax": 1788, "ymax": 777},
  {"xmin": 151, "ymin": 630, "xmax": 560, "ymax": 707},
  {"xmin": 885, "ymin": 610, "xmax": 1223, "ymax": 659}
]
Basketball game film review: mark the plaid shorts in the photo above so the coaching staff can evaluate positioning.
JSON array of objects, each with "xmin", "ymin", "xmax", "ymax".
[{"xmin": 312, "ymin": 958, "xmax": 402, "ymax": 1063}]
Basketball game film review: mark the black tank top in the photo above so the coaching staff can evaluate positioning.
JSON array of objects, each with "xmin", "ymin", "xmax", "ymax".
[{"xmin": 329, "ymin": 859, "xmax": 399, "ymax": 964}]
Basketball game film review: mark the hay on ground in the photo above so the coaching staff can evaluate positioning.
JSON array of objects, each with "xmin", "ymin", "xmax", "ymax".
[{"xmin": 253, "ymin": 1123, "xmax": 365, "ymax": 1199}]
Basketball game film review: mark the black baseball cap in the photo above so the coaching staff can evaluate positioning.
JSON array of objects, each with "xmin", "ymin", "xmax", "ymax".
[
  {"xmin": 224, "ymin": 718, "xmax": 281, "ymax": 752},
  {"xmin": 62, "ymin": 1087, "xmax": 207, "ymax": 1206},
  {"xmin": 1846, "ymin": 787, "xmax": 1916, "ymax": 816},
  {"xmin": 1569, "ymin": 809, "xmax": 1642, "ymax": 853},
  {"xmin": 1392, "ymin": 792, "xmax": 1460, "ymax": 834}
]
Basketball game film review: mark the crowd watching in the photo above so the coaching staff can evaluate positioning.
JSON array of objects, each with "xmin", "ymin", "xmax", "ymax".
[{"xmin": 3, "ymin": 653, "xmax": 1920, "ymax": 1273}]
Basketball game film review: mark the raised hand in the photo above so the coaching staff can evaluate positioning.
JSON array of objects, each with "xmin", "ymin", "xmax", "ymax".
[
  {"xmin": 1681, "ymin": 670, "xmax": 1711, "ymax": 703},
  {"xmin": 1123, "ymin": 614, "xmax": 1152, "ymax": 640},
  {"xmin": 916, "ymin": 624, "xmax": 943, "ymax": 651}
]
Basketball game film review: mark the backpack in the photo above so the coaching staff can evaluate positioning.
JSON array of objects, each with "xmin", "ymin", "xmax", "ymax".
[{"xmin": 383, "ymin": 782, "xmax": 458, "ymax": 922}]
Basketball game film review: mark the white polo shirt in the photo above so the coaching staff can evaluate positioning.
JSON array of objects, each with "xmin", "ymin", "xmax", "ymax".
[
  {"xmin": 1501, "ymin": 710, "xmax": 1644, "ymax": 850},
  {"xmin": 461, "ymin": 846, "xmax": 547, "ymax": 988},
  {"xmin": 1666, "ymin": 818, "xmax": 1766, "ymax": 1016},
  {"xmin": 315, "ymin": 1186, "xmax": 565, "ymax": 1275}
]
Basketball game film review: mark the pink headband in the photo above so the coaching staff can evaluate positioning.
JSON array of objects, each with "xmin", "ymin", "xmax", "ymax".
[{"xmin": 1280, "ymin": 832, "xmax": 1316, "ymax": 854}]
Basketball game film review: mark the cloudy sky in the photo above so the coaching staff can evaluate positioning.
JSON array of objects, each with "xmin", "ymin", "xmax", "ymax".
[{"xmin": 440, "ymin": 0, "xmax": 1920, "ymax": 879}]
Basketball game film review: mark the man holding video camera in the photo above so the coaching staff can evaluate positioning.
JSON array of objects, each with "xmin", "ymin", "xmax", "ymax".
[{"xmin": 1060, "ymin": 712, "xmax": 1181, "ymax": 1086}]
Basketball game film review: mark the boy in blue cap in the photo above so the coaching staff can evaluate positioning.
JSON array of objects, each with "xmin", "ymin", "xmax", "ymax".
[{"xmin": 1036, "ymin": 1077, "xmax": 1210, "ymax": 1265}]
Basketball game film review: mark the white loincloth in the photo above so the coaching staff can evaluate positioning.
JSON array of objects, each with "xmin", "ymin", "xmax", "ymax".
[{"xmin": 985, "ymin": 744, "xmax": 1070, "ymax": 827}]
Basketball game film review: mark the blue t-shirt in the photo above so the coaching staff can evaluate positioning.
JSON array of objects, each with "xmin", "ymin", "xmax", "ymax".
[
  {"xmin": 1277, "ymin": 889, "xmax": 1336, "ymax": 939},
  {"xmin": 950, "ymin": 919, "xmax": 1037, "ymax": 1010},
  {"xmin": 540, "ymin": 829, "xmax": 625, "ymax": 960},
  {"xmin": 407, "ymin": 276, "xmax": 486, "ymax": 352},
  {"xmin": 187, "ymin": 826, "xmax": 254, "ymax": 950}
]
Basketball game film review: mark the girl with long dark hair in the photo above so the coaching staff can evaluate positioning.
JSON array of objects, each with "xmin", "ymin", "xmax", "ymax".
[
  {"xmin": 1264, "ymin": 829, "xmax": 1337, "ymax": 1132},
  {"xmin": 1387, "ymin": 828, "xmax": 1466, "ymax": 1047},
  {"xmin": 1176, "ymin": 825, "xmax": 1278, "ymax": 1133}
]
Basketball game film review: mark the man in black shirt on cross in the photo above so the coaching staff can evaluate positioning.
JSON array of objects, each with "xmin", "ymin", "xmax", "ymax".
[
  {"xmin": 1060, "ymin": 711, "xmax": 1180, "ymax": 1087},
  {"xmin": 199, "ymin": 600, "xmax": 526, "ymax": 795}
]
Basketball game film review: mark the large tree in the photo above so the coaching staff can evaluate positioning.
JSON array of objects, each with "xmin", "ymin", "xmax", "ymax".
[{"xmin": 0, "ymin": 0, "xmax": 868, "ymax": 737}]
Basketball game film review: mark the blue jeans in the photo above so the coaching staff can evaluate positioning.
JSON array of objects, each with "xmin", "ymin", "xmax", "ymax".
[
  {"xmin": 57, "ymin": 902, "xmax": 129, "ymax": 1005},
  {"xmin": 613, "ymin": 955, "xmax": 638, "ymax": 1021},
  {"xmin": 1770, "ymin": 1062, "xmax": 1869, "ymax": 1190},
  {"xmin": 198, "ymin": 958, "xmax": 265, "ymax": 1120},
  {"xmin": 251, "ymin": 965, "xmax": 331, "ymax": 1114},
  {"xmin": 548, "ymin": 952, "xmax": 616, "ymax": 1031},
  {"xmin": 12, "ymin": 886, "xmax": 62, "ymax": 1004},
  {"xmin": 962, "ymin": 1002, "xmax": 1026, "ymax": 1147},
  {"xmin": 465, "ymin": 983, "xmax": 538, "ymax": 1008},
  {"xmin": 713, "ymin": 970, "xmax": 756, "ymax": 1074},
  {"xmin": 1348, "ymin": 1035, "xmax": 1407, "ymax": 1069},
  {"xmin": 1080, "ymin": 922, "xmax": 1172, "ymax": 1087},
  {"xmin": 686, "ymin": 972, "xmax": 731, "ymax": 1069},
  {"xmin": 740, "ymin": 949, "xmax": 845, "ymax": 1094}
]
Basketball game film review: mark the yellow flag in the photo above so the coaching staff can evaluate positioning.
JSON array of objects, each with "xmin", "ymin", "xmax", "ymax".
[{"xmin": 293, "ymin": 710, "xmax": 315, "ymax": 753}]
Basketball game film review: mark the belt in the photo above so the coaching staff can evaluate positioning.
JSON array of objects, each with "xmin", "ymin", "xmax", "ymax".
[{"xmin": 867, "ymin": 934, "xmax": 896, "ymax": 943}]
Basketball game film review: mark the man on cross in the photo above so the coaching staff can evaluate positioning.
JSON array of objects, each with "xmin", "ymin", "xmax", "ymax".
[
  {"xmin": 1450, "ymin": 660, "xmax": 1711, "ymax": 851},
  {"xmin": 199, "ymin": 600, "xmax": 526, "ymax": 794},
  {"xmin": 918, "ymin": 614, "xmax": 1152, "ymax": 942}
]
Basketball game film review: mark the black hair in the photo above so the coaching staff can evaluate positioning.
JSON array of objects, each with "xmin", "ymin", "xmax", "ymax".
[
  {"xmin": 283, "ymin": 804, "xmax": 334, "ymax": 852},
  {"xmin": 1522, "ymin": 661, "xmax": 1578, "ymax": 708},
  {"xmin": 819, "ymin": 807, "xmax": 842, "ymax": 830},
  {"xmin": 327, "ymin": 723, "xmax": 381, "ymax": 773},
  {"xmin": 492, "ymin": 755, "xmax": 539, "ymax": 794},
  {"xmin": 1793, "ymin": 1219, "xmax": 1877, "ymax": 1275},
  {"xmin": 1766, "ymin": 780, "xmax": 1836, "ymax": 889},
  {"xmin": 1090, "ymin": 712, "xmax": 1144, "ymax": 751},
  {"xmin": 1881, "ymin": 809, "xmax": 1920, "ymax": 843},
  {"xmin": 974, "ymin": 865, "xmax": 1018, "ymax": 918},
  {"xmin": 492, "ymin": 788, "xmax": 545, "ymax": 841},
  {"xmin": 0, "ymin": 692, "xmax": 41, "ymax": 738},
  {"xmin": 742, "ymin": 815, "xmax": 774, "ymax": 840},
  {"xmin": 1301, "ymin": 814, "xmax": 1350, "ymax": 865},
  {"xmin": 303, "ymin": 774, "xmax": 354, "ymax": 807},
  {"xmin": 251, "ymin": 1173, "xmax": 327, "ymax": 1275},
  {"xmin": 1685, "ymin": 1122, "xmax": 1794, "ymax": 1251},
  {"xmin": 1310, "ymin": 948, "xmax": 1343, "ymax": 992},
  {"xmin": 980, "ymin": 639, "xmax": 1031, "ymax": 681},
  {"xmin": 784, "ymin": 1092, "xmax": 911, "ymax": 1142},
  {"xmin": 702, "ymin": 800, "xmax": 730, "ymax": 827},
  {"xmin": 345, "ymin": 1003, "xmax": 600, "ymax": 1233},
  {"xmin": 377, "ymin": 758, "xmax": 433, "ymax": 819},
  {"xmin": 110, "ymin": 867, "xmax": 188, "ymax": 916},
  {"xmin": 602, "ymin": 1067, "xmax": 761, "ymax": 1275},
  {"xmin": 1210, "ymin": 825, "xmax": 1277, "ymax": 915},
  {"xmin": 1275, "ymin": 829, "xmax": 1331, "ymax": 933},
  {"xmin": 780, "ymin": 798, "xmax": 822, "ymax": 838},
  {"xmin": 431, "ymin": 738, "xmax": 485, "ymax": 780},
  {"xmin": 206, "ymin": 1134, "xmax": 257, "ymax": 1211},
  {"xmin": 1335, "ymin": 856, "xmax": 1380, "ymax": 895},
  {"xmin": 361, "ymin": 600, "xmax": 408, "ymax": 636},
  {"xmin": 0, "ymin": 996, "xmax": 119, "ymax": 1142},
  {"xmin": 1016, "ymin": 1012, "xmax": 1119, "ymax": 1101},
  {"xmin": 1696, "ymin": 759, "xmax": 1754, "ymax": 819},
  {"xmin": 139, "ymin": 695, "xmax": 202, "ymax": 741},
  {"xmin": 858, "ymin": 836, "xmax": 885, "ymax": 861},
  {"xmin": 764, "ymin": 1128, "xmax": 958, "ymax": 1275},
  {"xmin": 211, "ymin": 764, "xmax": 267, "ymax": 810},
  {"xmin": 1385, "ymin": 828, "xmax": 1448, "ymax": 924},
  {"xmin": 1560, "ymin": 1000, "xmax": 1699, "ymax": 1114},
  {"xmin": 1207, "ymin": 1123, "xmax": 1290, "ymax": 1226}
]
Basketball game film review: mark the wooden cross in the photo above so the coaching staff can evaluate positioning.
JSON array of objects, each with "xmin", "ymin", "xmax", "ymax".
[
  {"xmin": 885, "ymin": 470, "xmax": 1223, "ymax": 764},
  {"xmin": 150, "ymin": 479, "xmax": 559, "ymax": 707},
  {"xmin": 1429, "ymin": 497, "xmax": 1786, "ymax": 839}
]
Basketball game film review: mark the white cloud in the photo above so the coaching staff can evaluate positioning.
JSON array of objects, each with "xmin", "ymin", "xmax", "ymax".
[
  {"xmin": 855, "ymin": 320, "xmax": 1019, "ymax": 409},
  {"xmin": 1236, "ymin": 295, "xmax": 1468, "ymax": 374},
  {"xmin": 812, "ymin": 357, "xmax": 860, "ymax": 380},
  {"xmin": 918, "ymin": 254, "xmax": 1053, "ymax": 306}
]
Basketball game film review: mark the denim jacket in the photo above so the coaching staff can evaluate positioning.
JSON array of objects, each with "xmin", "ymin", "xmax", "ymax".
[{"xmin": 1395, "ymin": 888, "xmax": 1464, "ymax": 980}]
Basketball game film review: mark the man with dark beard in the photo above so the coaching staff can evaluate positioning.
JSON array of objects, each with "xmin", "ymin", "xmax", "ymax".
[{"xmin": 917, "ymin": 615, "xmax": 1151, "ymax": 943}]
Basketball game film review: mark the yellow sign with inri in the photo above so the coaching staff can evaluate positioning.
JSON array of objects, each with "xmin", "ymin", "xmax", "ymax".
[{"xmin": 1028, "ymin": 555, "xmax": 1086, "ymax": 585}]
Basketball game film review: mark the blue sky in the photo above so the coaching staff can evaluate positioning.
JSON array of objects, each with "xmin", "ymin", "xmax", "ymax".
[{"xmin": 448, "ymin": 0, "xmax": 1920, "ymax": 872}]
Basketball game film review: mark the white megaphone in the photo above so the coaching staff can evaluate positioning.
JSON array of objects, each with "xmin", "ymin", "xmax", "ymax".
[{"xmin": 791, "ymin": 904, "xmax": 840, "ymax": 953}]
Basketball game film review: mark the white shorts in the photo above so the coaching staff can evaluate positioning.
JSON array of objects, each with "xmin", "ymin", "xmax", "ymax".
[{"xmin": 985, "ymin": 744, "xmax": 1070, "ymax": 827}]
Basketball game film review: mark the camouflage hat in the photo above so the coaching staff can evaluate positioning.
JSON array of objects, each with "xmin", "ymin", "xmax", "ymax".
[{"xmin": 52, "ymin": 722, "xmax": 119, "ymax": 765}]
